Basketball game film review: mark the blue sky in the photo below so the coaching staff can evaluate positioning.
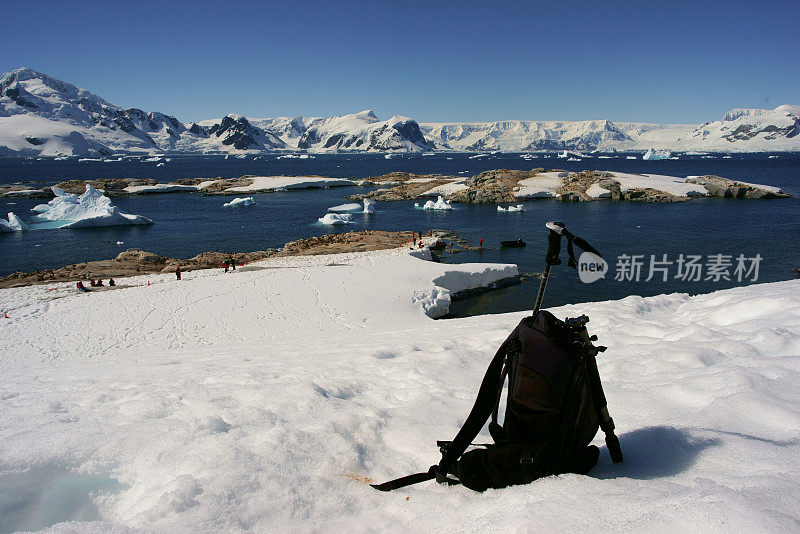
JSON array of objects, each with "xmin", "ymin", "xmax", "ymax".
[{"xmin": 5, "ymin": 0, "xmax": 798, "ymax": 124}]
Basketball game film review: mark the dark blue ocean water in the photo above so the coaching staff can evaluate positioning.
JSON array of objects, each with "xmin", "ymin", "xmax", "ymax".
[{"xmin": 1, "ymin": 153, "xmax": 798, "ymax": 315}]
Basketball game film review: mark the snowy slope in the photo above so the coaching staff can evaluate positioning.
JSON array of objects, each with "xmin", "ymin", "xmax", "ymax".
[{"xmin": 1, "ymin": 244, "xmax": 799, "ymax": 532}]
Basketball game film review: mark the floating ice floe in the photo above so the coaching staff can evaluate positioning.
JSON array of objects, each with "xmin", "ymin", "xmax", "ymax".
[
  {"xmin": 363, "ymin": 198, "xmax": 376, "ymax": 213},
  {"xmin": 278, "ymin": 154, "xmax": 314, "ymax": 159},
  {"xmin": 422, "ymin": 196, "xmax": 453, "ymax": 210},
  {"xmin": 0, "ymin": 212, "xmax": 29, "ymax": 232},
  {"xmin": 318, "ymin": 213, "xmax": 354, "ymax": 225},
  {"xmin": 31, "ymin": 185, "xmax": 154, "ymax": 229},
  {"xmin": 327, "ymin": 202, "xmax": 362, "ymax": 213},
  {"xmin": 497, "ymin": 204, "xmax": 526, "ymax": 212},
  {"xmin": 558, "ymin": 150, "xmax": 587, "ymax": 158},
  {"xmin": 642, "ymin": 148, "xmax": 672, "ymax": 160},
  {"xmin": 223, "ymin": 197, "xmax": 255, "ymax": 208}
]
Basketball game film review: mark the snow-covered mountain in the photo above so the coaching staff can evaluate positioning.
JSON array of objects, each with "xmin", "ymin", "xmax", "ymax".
[
  {"xmin": 0, "ymin": 67, "xmax": 798, "ymax": 157},
  {"xmin": 421, "ymin": 119, "xmax": 633, "ymax": 152},
  {"xmin": 0, "ymin": 68, "xmax": 432, "ymax": 157}
]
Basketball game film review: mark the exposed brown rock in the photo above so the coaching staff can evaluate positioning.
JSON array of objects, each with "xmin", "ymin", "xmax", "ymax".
[
  {"xmin": 685, "ymin": 175, "xmax": 791, "ymax": 199},
  {"xmin": 277, "ymin": 230, "xmax": 413, "ymax": 256},
  {"xmin": 0, "ymin": 230, "xmax": 419, "ymax": 288},
  {"xmin": 348, "ymin": 172, "xmax": 458, "ymax": 202},
  {"xmin": 449, "ymin": 169, "xmax": 543, "ymax": 204}
]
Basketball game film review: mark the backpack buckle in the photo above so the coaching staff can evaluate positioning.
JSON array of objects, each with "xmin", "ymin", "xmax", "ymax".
[{"xmin": 520, "ymin": 457, "xmax": 535, "ymax": 464}]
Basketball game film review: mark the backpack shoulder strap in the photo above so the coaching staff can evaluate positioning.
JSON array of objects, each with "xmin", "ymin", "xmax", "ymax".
[{"xmin": 437, "ymin": 328, "xmax": 519, "ymax": 476}]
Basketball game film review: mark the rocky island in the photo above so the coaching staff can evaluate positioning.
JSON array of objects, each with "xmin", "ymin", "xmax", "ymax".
[{"xmin": 1, "ymin": 169, "xmax": 790, "ymax": 203}]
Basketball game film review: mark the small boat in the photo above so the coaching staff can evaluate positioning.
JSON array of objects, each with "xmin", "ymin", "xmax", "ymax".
[{"xmin": 500, "ymin": 239, "xmax": 526, "ymax": 248}]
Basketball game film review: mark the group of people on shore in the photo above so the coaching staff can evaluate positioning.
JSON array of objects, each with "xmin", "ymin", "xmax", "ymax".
[
  {"xmin": 77, "ymin": 277, "xmax": 115, "ymax": 292},
  {"xmin": 75, "ymin": 253, "xmax": 239, "ymax": 292}
]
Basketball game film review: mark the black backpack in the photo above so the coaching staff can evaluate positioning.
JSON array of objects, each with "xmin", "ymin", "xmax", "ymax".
[
  {"xmin": 437, "ymin": 310, "xmax": 619, "ymax": 491},
  {"xmin": 372, "ymin": 222, "xmax": 622, "ymax": 492}
]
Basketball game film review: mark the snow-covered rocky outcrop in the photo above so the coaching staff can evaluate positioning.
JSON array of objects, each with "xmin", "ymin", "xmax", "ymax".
[{"xmin": 1, "ymin": 67, "xmax": 798, "ymax": 156}]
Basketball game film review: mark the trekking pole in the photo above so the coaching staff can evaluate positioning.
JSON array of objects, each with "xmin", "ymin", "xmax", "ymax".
[{"xmin": 532, "ymin": 221, "xmax": 565, "ymax": 316}]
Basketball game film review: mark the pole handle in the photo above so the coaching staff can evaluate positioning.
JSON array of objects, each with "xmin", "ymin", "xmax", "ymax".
[{"xmin": 546, "ymin": 223, "xmax": 564, "ymax": 265}]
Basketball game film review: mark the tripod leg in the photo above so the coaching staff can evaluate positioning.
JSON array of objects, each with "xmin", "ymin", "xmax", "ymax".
[{"xmin": 585, "ymin": 354, "xmax": 623, "ymax": 463}]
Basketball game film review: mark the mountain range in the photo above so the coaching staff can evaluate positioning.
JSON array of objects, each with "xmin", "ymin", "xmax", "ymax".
[{"xmin": 1, "ymin": 67, "xmax": 798, "ymax": 157}]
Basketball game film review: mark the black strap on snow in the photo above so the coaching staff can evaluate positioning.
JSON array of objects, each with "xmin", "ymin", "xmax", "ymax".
[
  {"xmin": 370, "ymin": 466, "xmax": 436, "ymax": 491},
  {"xmin": 369, "ymin": 341, "xmax": 510, "ymax": 492},
  {"xmin": 370, "ymin": 464, "xmax": 461, "ymax": 491}
]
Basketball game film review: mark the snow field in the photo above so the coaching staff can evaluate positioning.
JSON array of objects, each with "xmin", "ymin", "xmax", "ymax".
[
  {"xmin": 514, "ymin": 172, "xmax": 565, "ymax": 198},
  {"xmin": 0, "ymin": 245, "xmax": 798, "ymax": 532},
  {"xmin": 419, "ymin": 181, "xmax": 469, "ymax": 197},
  {"xmin": 607, "ymin": 172, "xmax": 709, "ymax": 197},
  {"xmin": 225, "ymin": 176, "xmax": 354, "ymax": 193}
]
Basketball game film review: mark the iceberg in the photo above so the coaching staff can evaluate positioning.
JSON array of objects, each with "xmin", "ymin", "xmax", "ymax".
[
  {"xmin": 31, "ymin": 185, "xmax": 154, "ymax": 229},
  {"xmin": 223, "ymin": 197, "xmax": 255, "ymax": 208},
  {"xmin": 422, "ymin": 196, "xmax": 453, "ymax": 210},
  {"xmin": 363, "ymin": 198, "xmax": 376, "ymax": 213},
  {"xmin": 497, "ymin": 204, "xmax": 526, "ymax": 212},
  {"xmin": 318, "ymin": 213, "xmax": 354, "ymax": 225},
  {"xmin": 558, "ymin": 150, "xmax": 586, "ymax": 159},
  {"xmin": 327, "ymin": 202, "xmax": 362, "ymax": 213},
  {"xmin": 1, "ymin": 211, "xmax": 29, "ymax": 232},
  {"xmin": 642, "ymin": 148, "xmax": 672, "ymax": 160}
]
